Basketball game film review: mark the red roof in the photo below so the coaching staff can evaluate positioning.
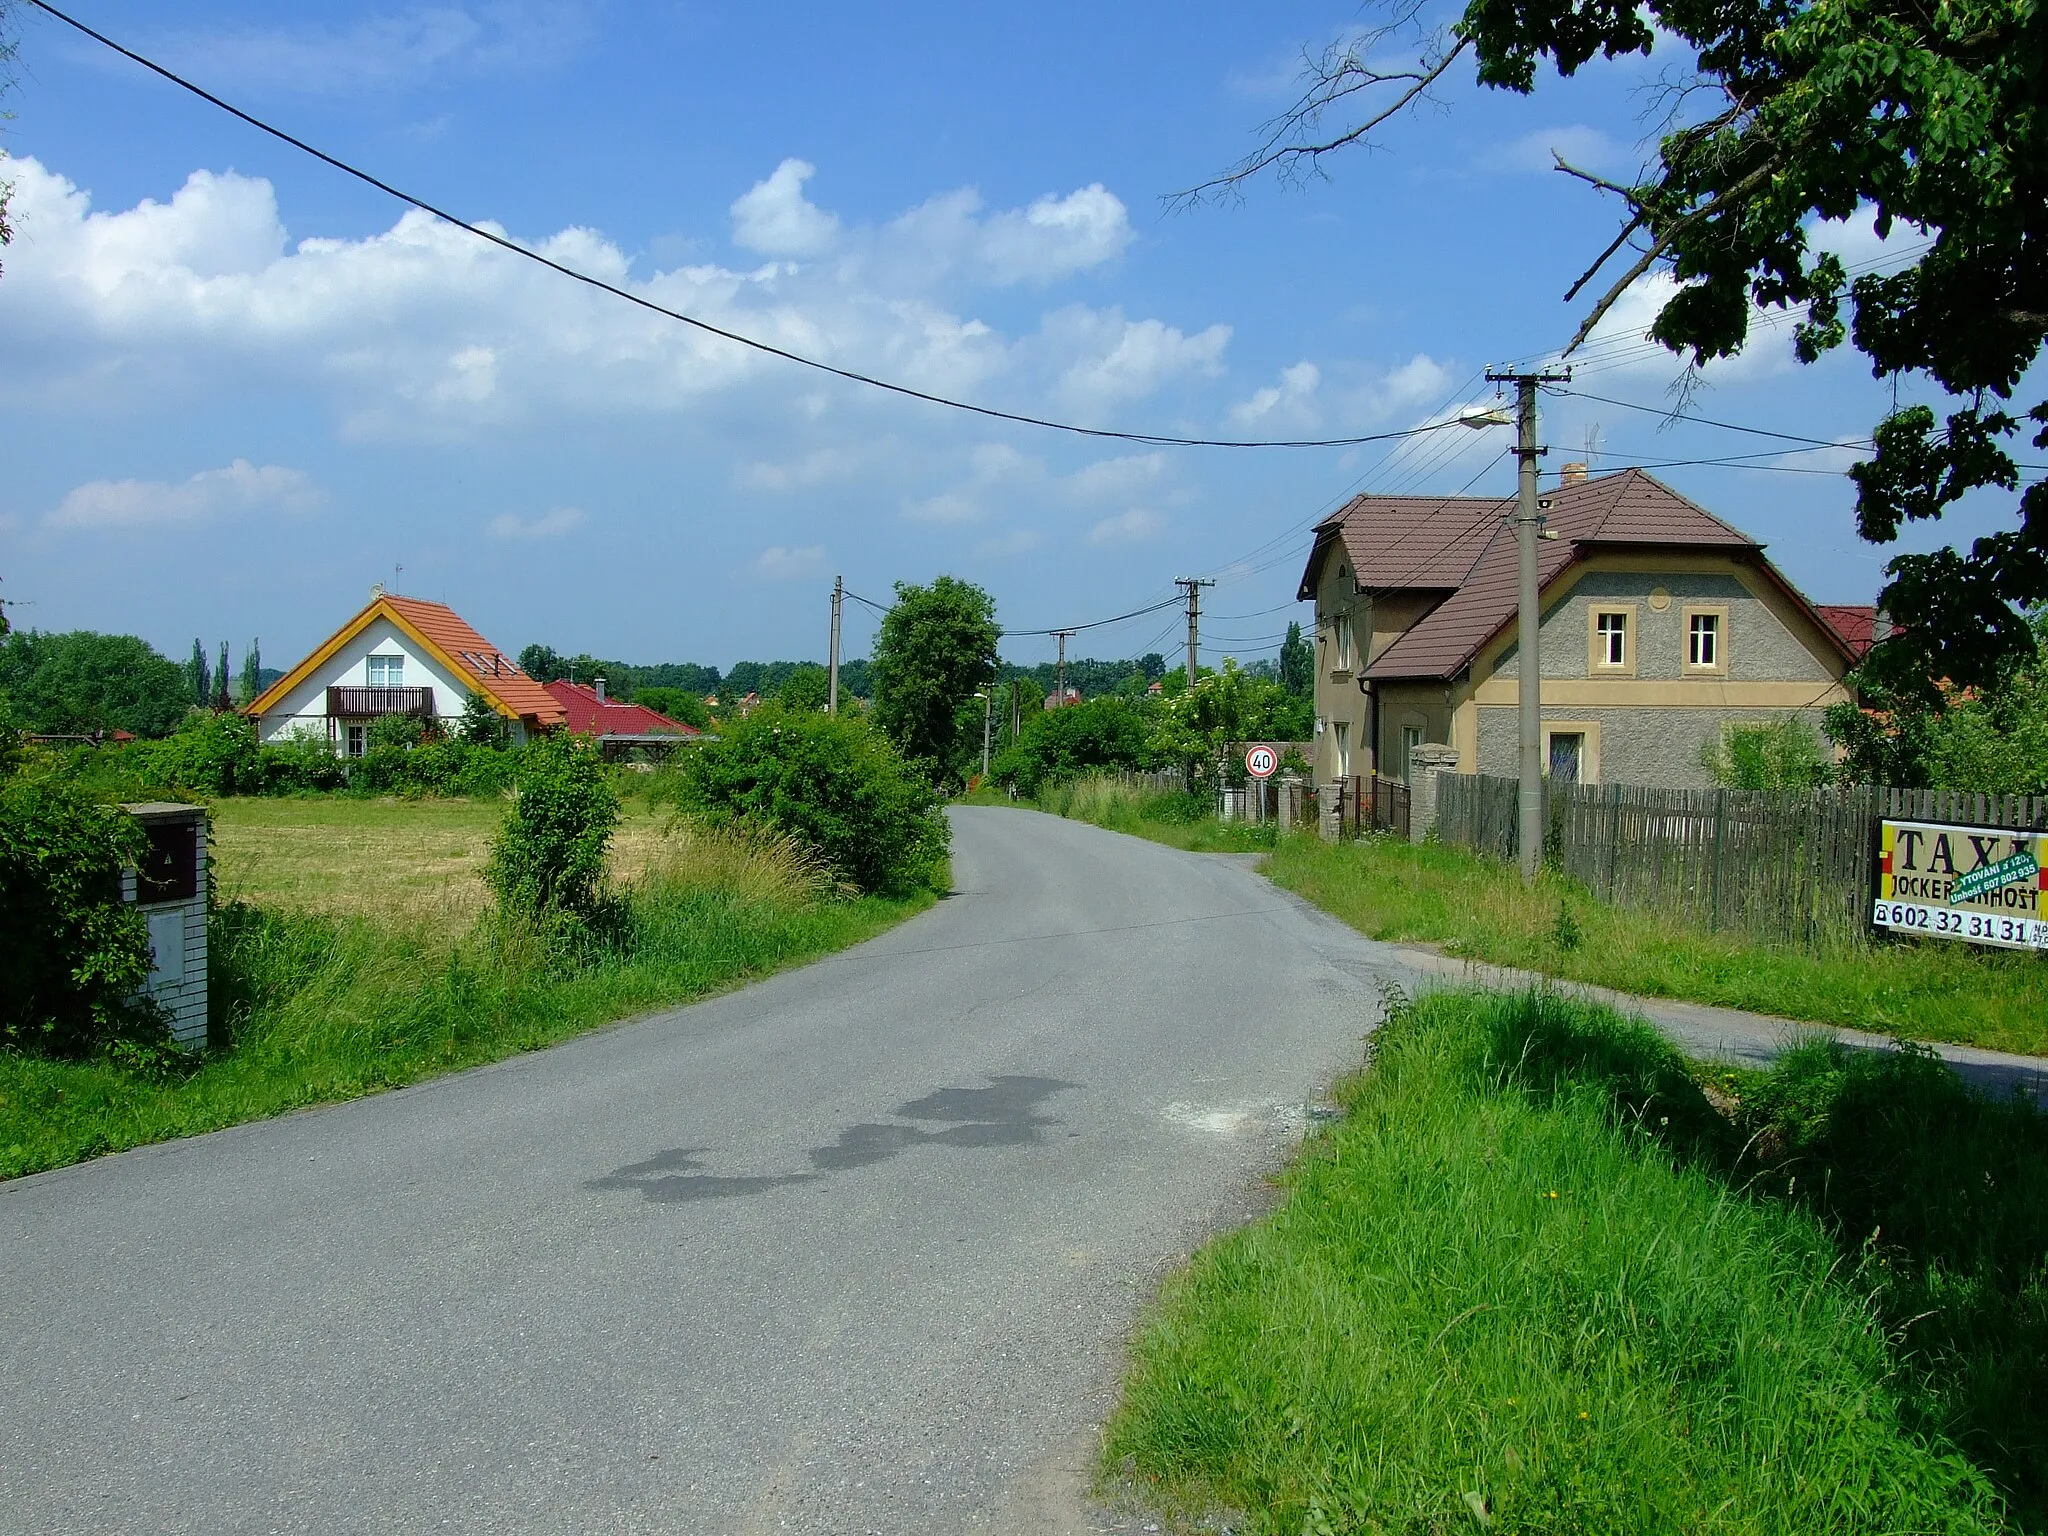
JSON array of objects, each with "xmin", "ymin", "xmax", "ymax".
[
  {"xmin": 1815, "ymin": 605, "xmax": 1879, "ymax": 659},
  {"xmin": 543, "ymin": 680, "xmax": 701, "ymax": 739}
]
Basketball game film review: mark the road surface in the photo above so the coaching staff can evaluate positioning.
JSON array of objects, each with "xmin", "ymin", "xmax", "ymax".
[{"xmin": 0, "ymin": 807, "xmax": 1412, "ymax": 1535}]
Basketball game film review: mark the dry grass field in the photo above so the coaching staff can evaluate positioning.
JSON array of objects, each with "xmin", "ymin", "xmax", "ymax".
[{"xmin": 209, "ymin": 797, "xmax": 677, "ymax": 928}]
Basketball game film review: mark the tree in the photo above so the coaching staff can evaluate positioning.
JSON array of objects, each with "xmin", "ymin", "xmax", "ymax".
[
  {"xmin": 1701, "ymin": 716, "xmax": 1832, "ymax": 789},
  {"xmin": 486, "ymin": 732, "xmax": 620, "ymax": 929},
  {"xmin": 186, "ymin": 639, "xmax": 211, "ymax": 709},
  {"xmin": 1278, "ymin": 621, "xmax": 1313, "ymax": 699},
  {"xmin": 213, "ymin": 641, "xmax": 231, "ymax": 712},
  {"xmin": 871, "ymin": 576, "xmax": 1001, "ymax": 778},
  {"xmin": 776, "ymin": 663, "xmax": 831, "ymax": 713},
  {"xmin": 1196, "ymin": 0, "xmax": 2048, "ymax": 694},
  {"xmin": 0, "ymin": 630, "xmax": 191, "ymax": 737},
  {"xmin": 518, "ymin": 643, "xmax": 564, "ymax": 683},
  {"xmin": 632, "ymin": 686, "xmax": 712, "ymax": 730},
  {"xmin": 458, "ymin": 691, "xmax": 512, "ymax": 748},
  {"xmin": 238, "ymin": 639, "xmax": 262, "ymax": 706}
]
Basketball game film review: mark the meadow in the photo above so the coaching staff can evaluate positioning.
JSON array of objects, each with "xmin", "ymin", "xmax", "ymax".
[{"xmin": 1, "ymin": 796, "xmax": 933, "ymax": 1179}]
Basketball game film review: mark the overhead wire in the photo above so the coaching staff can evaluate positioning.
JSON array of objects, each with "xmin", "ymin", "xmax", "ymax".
[{"xmin": 27, "ymin": 0, "xmax": 1499, "ymax": 455}]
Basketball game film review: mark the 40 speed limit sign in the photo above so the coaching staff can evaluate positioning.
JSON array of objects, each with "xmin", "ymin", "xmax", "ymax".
[
  {"xmin": 1244, "ymin": 744, "xmax": 1279, "ymax": 780},
  {"xmin": 1875, "ymin": 818, "xmax": 2048, "ymax": 952}
]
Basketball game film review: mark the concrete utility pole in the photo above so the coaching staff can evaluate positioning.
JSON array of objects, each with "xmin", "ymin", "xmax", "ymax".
[
  {"xmin": 1051, "ymin": 629, "xmax": 1075, "ymax": 708},
  {"xmin": 1175, "ymin": 577, "xmax": 1215, "ymax": 690},
  {"xmin": 1483, "ymin": 367, "xmax": 1571, "ymax": 882},
  {"xmin": 827, "ymin": 575, "xmax": 843, "ymax": 715},
  {"xmin": 976, "ymin": 691, "xmax": 992, "ymax": 779}
]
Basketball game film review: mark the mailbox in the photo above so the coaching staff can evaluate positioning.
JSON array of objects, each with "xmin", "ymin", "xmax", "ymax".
[{"xmin": 121, "ymin": 803, "xmax": 209, "ymax": 1049}]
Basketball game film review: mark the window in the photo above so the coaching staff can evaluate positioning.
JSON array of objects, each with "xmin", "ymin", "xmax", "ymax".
[
  {"xmin": 1581, "ymin": 606, "xmax": 1630, "ymax": 671},
  {"xmin": 1333, "ymin": 613, "xmax": 1355, "ymax": 672},
  {"xmin": 366, "ymin": 654, "xmax": 404, "ymax": 687},
  {"xmin": 1688, "ymin": 611, "xmax": 1723, "ymax": 670},
  {"xmin": 1333, "ymin": 721, "xmax": 1351, "ymax": 779},
  {"xmin": 1548, "ymin": 732, "xmax": 1584, "ymax": 783},
  {"xmin": 1401, "ymin": 725, "xmax": 1424, "ymax": 783},
  {"xmin": 345, "ymin": 724, "xmax": 366, "ymax": 758}
]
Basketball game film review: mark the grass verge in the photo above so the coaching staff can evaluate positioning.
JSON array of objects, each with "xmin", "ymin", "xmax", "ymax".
[
  {"xmin": 1266, "ymin": 832, "xmax": 2048, "ymax": 1059},
  {"xmin": 972, "ymin": 774, "xmax": 1280, "ymax": 854},
  {"xmin": 1105, "ymin": 988, "xmax": 2046, "ymax": 1533},
  {"xmin": 1, "ymin": 821, "xmax": 934, "ymax": 1180}
]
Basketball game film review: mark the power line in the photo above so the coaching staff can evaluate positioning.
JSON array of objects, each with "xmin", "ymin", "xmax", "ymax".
[
  {"xmin": 1546, "ymin": 386, "xmax": 1861, "ymax": 448},
  {"xmin": 28, "ymin": 0, "xmax": 1489, "ymax": 455}
]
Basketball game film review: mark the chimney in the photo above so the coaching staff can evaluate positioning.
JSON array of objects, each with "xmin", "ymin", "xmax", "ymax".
[
  {"xmin": 1560, "ymin": 462, "xmax": 1589, "ymax": 486},
  {"xmin": 594, "ymin": 677, "xmax": 606, "ymax": 703},
  {"xmin": 1872, "ymin": 606, "xmax": 1892, "ymax": 645}
]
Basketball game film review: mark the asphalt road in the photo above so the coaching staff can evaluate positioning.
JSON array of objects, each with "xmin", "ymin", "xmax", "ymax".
[{"xmin": 0, "ymin": 807, "xmax": 1416, "ymax": 1535}]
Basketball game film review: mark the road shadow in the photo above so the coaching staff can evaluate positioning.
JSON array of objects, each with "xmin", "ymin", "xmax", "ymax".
[{"xmin": 589, "ymin": 1074, "xmax": 1078, "ymax": 1204}]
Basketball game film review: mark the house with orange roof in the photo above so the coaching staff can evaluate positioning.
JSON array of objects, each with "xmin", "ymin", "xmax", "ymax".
[
  {"xmin": 1298, "ymin": 468, "xmax": 1869, "ymax": 790},
  {"xmin": 245, "ymin": 586, "xmax": 566, "ymax": 756}
]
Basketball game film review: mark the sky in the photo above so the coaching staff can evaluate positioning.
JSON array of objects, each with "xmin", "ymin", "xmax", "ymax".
[{"xmin": 0, "ymin": 0, "xmax": 1990, "ymax": 674}]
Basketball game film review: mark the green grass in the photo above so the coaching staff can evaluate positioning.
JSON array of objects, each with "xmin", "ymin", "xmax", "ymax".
[
  {"xmin": 1105, "ymin": 988, "xmax": 2043, "ymax": 1533},
  {"xmin": 1013, "ymin": 774, "xmax": 1281, "ymax": 853},
  {"xmin": 1, "ymin": 807, "xmax": 935, "ymax": 1180},
  {"xmin": 1264, "ymin": 833, "xmax": 2048, "ymax": 1059}
]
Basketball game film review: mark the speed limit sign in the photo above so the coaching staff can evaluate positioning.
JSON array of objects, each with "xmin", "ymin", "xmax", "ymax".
[{"xmin": 1245, "ymin": 744, "xmax": 1279, "ymax": 779}]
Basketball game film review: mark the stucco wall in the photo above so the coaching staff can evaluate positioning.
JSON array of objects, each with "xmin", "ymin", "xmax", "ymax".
[
  {"xmin": 1311, "ymin": 552, "xmax": 1371, "ymax": 784},
  {"xmin": 1491, "ymin": 568, "xmax": 1834, "ymax": 684},
  {"xmin": 1474, "ymin": 703, "xmax": 1834, "ymax": 788}
]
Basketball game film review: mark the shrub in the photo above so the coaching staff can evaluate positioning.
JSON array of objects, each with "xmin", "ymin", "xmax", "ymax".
[
  {"xmin": 255, "ymin": 731, "xmax": 347, "ymax": 793},
  {"xmin": 1702, "ymin": 715, "xmax": 1831, "ymax": 789},
  {"xmin": 992, "ymin": 696, "xmax": 1153, "ymax": 796},
  {"xmin": 0, "ymin": 774, "xmax": 162, "ymax": 1057},
  {"xmin": 140, "ymin": 711, "xmax": 262, "ymax": 795},
  {"xmin": 366, "ymin": 712, "xmax": 428, "ymax": 751},
  {"xmin": 678, "ymin": 706, "xmax": 948, "ymax": 894},
  {"xmin": 486, "ymin": 732, "xmax": 620, "ymax": 925},
  {"xmin": 457, "ymin": 692, "xmax": 512, "ymax": 748}
]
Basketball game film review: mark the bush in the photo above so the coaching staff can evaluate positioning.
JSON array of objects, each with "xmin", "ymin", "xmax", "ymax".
[
  {"xmin": 678, "ymin": 707, "xmax": 948, "ymax": 895},
  {"xmin": 255, "ymin": 732, "xmax": 348, "ymax": 793},
  {"xmin": 367, "ymin": 712, "xmax": 428, "ymax": 751},
  {"xmin": 139, "ymin": 711, "xmax": 262, "ymax": 795},
  {"xmin": 0, "ymin": 774, "xmax": 163, "ymax": 1057},
  {"xmin": 992, "ymin": 696, "xmax": 1154, "ymax": 796},
  {"xmin": 1702, "ymin": 715, "xmax": 1831, "ymax": 789},
  {"xmin": 486, "ymin": 732, "xmax": 620, "ymax": 926}
]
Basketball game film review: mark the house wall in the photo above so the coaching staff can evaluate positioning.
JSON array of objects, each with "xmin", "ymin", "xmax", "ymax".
[
  {"xmin": 254, "ymin": 617, "xmax": 522, "ymax": 747},
  {"xmin": 1375, "ymin": 682, "xmax": 1457, "ymax": 782},
  {"xmin": 1311, "ymin": 551, "xmax": 1371, "ymax": 784},
  {"xmin": 1460, "ymin": 555, "xmax": 1849, "ymax": 787}
]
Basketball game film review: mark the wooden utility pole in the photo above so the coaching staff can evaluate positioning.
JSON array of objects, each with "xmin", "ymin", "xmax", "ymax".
[
  {"xmin": 827, "ymin": 575, "xmax": 843, "ymax": 715},
  {"xmin": 1051, "ymin": 629, "xmax": 1075, "ymax": 708},
  {"xmin": 1175, "ymin": 577, "xmax": 1214, "ymax": 690},
  {"xmin": 1483, "ymin": 367, "xmax": 1570, "ymax": 882}
]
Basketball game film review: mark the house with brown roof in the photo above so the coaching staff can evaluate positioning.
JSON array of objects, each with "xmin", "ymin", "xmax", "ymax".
[
  {"xmin": 1297, "ymin": 468, "xmax": 1870, "ymax": 789},
  {"xmin": 245, "ymin": 587, "xmax": 566, "ymax": 755}
]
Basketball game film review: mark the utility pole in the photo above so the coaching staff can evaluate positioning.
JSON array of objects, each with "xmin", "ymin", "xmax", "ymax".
[
  {"xmin": 827, "ymin": 575, "xmax": 843, "ymax": 715},
  {"xmin": 1051, "ymin": 629, "xmax": 1075, "ymax": 708},
  {"xmin": 1175, "ymin": 577, "xmax": 1215, "ymax": 690},
  {"xmin": 1010, "ymin": 675, "xmax": 1022, "ymax": 741},
  {"xmin": 1483, "ymin": 367, "xmax": 1571, "ymax": 882},
  {"xmin": 978, "ymin": 691, "xmax": 992, "ymax": 779}
]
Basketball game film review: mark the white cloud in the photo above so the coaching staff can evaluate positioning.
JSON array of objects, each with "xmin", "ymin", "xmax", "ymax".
[
  {"xmin": 1065, "ymin": 451, "xmax": 1167, "ymax": 500},
  {"xmin": 735, "ymin": 448, "xmax": 861, "ymax": 491},
  {"xmin": 1049, "ymin": 309, "xmax": 1231, "ymax": 413},
  {"xmin": 0, "ymin": 157, "xmax": 1199, "ymax": 441},
  {"xmin": 1484, "ymin": 125, "xmax": 1630, "ymax": 176},
  {"xmin": 49, "ymin": 459, "xmax": 320, "ymax": 529},
  {"xmin": 902, "ymin": 491, "xmax": 982, "ymax": 524},
  {"xmin": 144, "ymin": 4, "xmax": 588, "ymax": 95},
  {"xmin": 488, "ymin": 505, "xmax": 586, "ymax": 538},
  {"xmin": 756, "ymin": 544, "xmax": 830, "ymax": 579},
  {"xmin": 731, "ymin": 159, "xmax": 841, "ymax": 259},
  {"xmin": 1087, "ymin": 508, "xmax": 1165, "ymax": 545},
  {"xmin": 1230, "ymin": 361, "xmax": 1321, "ymax": 426}
]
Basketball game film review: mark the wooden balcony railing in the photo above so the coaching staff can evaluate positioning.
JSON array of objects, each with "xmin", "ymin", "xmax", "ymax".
[{"xmin": 327, "ymin": 686, "xmax": 436, "ymax": 718}]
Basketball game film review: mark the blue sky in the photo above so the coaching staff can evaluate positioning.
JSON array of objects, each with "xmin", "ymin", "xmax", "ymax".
[{"xmin": 0, "ymin": 0, "xmax": 1970, "ymax": 673}]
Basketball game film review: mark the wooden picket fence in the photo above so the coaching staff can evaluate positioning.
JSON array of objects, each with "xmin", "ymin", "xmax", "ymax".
[{"xmin": 1434, "ymin": 773, "xmax": 2048, "ymax": 947}]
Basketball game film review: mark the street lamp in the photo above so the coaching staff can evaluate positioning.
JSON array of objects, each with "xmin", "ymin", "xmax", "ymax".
[{"xmin": 973, "ymin": 690, "xmax": 991, "ymax": 781}]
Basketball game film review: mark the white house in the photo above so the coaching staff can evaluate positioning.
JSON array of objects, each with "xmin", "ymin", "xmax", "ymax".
[{"xmin": 245, "ymin": 587, "xmax": 566, "ymax": 754}]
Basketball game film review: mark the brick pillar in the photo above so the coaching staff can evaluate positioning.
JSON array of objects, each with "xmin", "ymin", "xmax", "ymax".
[{"xmin": 1407, "ymin": 744, "xmax": 1462, "ymax": 843}]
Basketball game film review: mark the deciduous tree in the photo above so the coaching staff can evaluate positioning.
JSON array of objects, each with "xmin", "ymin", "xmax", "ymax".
[{"xmin": 871, "ymin": 577, "xmax": 1001, "ymax": 778}]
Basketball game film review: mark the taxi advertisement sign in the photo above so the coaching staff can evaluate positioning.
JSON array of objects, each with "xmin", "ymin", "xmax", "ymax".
[{"xmin": 1874, "ymin": 819, "xmax": 2048, "ymax": 952}]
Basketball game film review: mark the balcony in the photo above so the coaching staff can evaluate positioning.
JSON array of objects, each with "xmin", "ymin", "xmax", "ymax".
[{"xmin": 327, "ymin": 686, "xmax": 436, "ymax": 718}]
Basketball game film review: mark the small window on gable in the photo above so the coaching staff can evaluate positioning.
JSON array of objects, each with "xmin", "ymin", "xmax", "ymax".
[
  {"xmin": 367, "ymin": 655, "xmax": 404, "ymax": 687},
  {"xmin": 1683, "ymin": 605, "xmax": 1729, "ymax": 674},
  {"xmin": 1590, "ymin": 606, "xmax": 1633, "ymax": 673}
]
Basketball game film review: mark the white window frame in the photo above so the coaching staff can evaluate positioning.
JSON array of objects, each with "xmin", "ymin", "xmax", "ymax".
[
  {"xmin": 1588, "ymin": 605, "xmax": 1635, "ymax": 676},
  {"xmin": 1333, "ymin": 613, "xmax": 1355, "ymax": 673},
  {"xmin": 1683, "ymin": 606, "xmax": 1729, "ymax": 674},
  {"xmin": 366, "ymin": 654, "xmax": 405, "ymax": 687}
]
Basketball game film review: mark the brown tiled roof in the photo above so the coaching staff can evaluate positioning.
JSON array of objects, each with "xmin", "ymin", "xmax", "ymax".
[
  {"xmin": 1815, "ymin": 604, "xmax": 1879, "ymax": 659},
  {"xmin": 1299, "ymin": 469, "xmax": 1777, "ymax": 682}
]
